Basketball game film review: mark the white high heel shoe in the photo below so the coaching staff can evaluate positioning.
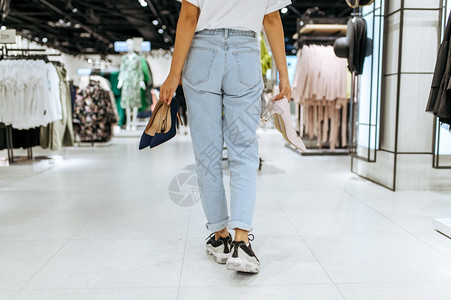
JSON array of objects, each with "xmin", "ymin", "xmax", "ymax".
[{"xmin": 261, "ymin": 97, "xmax": 307, "ymax": 152}]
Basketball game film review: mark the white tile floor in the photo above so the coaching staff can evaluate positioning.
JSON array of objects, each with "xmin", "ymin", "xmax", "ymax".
[{"xmin": 1, "ymin": 129, "xmax": 451, "ymax": 300}]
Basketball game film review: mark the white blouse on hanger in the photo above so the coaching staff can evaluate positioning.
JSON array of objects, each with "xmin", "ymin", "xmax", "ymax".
[{"xmin": 0, "ymin": 60, "xmax": 62, "ymax": 130}]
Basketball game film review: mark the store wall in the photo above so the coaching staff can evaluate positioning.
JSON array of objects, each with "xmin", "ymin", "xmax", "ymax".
[{"xmin": 352, "ymin": 0, "xmax": 451, "ymax": 190}]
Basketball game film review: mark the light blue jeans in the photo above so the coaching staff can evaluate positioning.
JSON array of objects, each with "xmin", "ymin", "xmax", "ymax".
[{"xmin": 182, "ymin": 28, "xmax": 263, "ymax": 232}]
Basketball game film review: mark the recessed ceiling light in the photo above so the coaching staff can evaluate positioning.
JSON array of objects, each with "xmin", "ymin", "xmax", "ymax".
[
  {"xmin": 42, "ymin": 37, "xmax": 48, "ymax": 42},
  {"xmin": 158, "ymin": 28, "xmax": 164, "ymax": 34},
  {"xmin": 152, "ymin": 20, "xmax": 159, "ymax": 26},
  {"xmin": 0, "ymin": 26, "xmax": 6, "ymax": 30},
  {"xmin": 281, "ymin": 7, "xmax": 288, "ymax": 14}
]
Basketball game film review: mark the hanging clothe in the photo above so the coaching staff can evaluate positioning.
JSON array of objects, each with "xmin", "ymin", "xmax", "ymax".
[
  {"xmin": 426, "ymin": 11, "xmax": 451, "ymax": 125},
  {"xmin": 260, "ymin": 33, "xmax": 272, "ymax": 77},
  {"xmin": 292, "ymin": 45, "xmax": 349, "ymax": 149},
  {"xmin": 0, "ymin": 59, "xmax": 62, "ymax": 130},
  {"xmin": 119, "ymin": 53, "xmax": 144, "ymax": 109},
  {"xmin": 107, "ymin": 72, "xmax": 126, "ymax": 126},
  {"xmin": 40, "ymin": 65, "xmax": 75, "ymax": 151},
  {"xmin": 79, "ymin": 75, "xmax": 119, "ymax": 122},
  {"xmin": 73, "ymin": 81, "xmax": 117, "ymax": 142},
  {"xmin": 0, "ymin": 127, "xmax": 40, "ymax": 150},
  {"xmin": 69, "ymin": 82, "xmax": 78, "ymax": 112},
  {"xmin": 140, "ymin": 57, "xmax": 152, "ymax": 112}
]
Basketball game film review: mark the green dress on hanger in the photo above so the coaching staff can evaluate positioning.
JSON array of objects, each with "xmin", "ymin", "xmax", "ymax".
[
  {"xmin": 108, "ymin": 71, "xmax": 125, "ymax": 126},
  {"xmin": 140, "ymin": 57, "xmax": 151, "ymax": 112},
  {"xmin": 118, "ymin": 53, "xmax": 143, "ymax": 109}
]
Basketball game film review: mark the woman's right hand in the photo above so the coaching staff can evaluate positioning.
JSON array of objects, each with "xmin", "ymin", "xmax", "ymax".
[
  {"xmin": 273, "ymin": 76, "xmax": 292, "ymax": 102},
  {"xmin": 160, "ymin": 73, "xmax": 181, "ymax": 105}
]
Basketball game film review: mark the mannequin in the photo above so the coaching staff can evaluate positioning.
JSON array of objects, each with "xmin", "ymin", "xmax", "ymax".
[{"xmin": 118, "ymin": 39, "xmax": 146, "ymax": 131}]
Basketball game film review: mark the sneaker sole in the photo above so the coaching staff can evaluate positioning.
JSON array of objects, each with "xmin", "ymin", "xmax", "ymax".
[
  {"xmin": 226, "ymin": 257, "xmax": 259, "ymax": 273},
  {"xmin": 206, "ymin": 247, "xmax": 230, "ymax": 264}
]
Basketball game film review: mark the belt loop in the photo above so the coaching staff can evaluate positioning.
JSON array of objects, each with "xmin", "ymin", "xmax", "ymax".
[{"xmin": 224, "ymin": 29, "xmax": 228, "ymax": 39}]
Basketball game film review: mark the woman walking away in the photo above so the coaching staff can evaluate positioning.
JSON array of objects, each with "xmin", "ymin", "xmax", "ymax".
[{"xmin": 160, "ymin": 0, "xmax": 292, "ymax": 274}]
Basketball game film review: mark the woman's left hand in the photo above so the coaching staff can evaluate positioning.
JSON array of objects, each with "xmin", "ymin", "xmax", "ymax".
[
  {"xmin": 160, "ymin": 73, "xmax": 181, "ymax": 105},
  {"xmin": 273, "ymin": 76, "xmax": 292, "ymax": 102}
]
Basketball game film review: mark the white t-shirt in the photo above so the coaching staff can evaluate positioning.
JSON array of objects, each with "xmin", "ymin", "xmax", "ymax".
[{"xmin": 185, "ymin": 0, "xmax": 292, "ymax": 33}]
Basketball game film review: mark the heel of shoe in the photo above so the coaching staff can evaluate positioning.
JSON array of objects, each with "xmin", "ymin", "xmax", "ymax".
[{"xmin": 261, "ymin": 110, "xmax": 271, "ymax": 122}]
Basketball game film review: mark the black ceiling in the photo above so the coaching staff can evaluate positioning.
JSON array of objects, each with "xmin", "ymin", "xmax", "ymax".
[{"xmin": 1, "ymin": 0, "xmax": 352, "ymax": 56}]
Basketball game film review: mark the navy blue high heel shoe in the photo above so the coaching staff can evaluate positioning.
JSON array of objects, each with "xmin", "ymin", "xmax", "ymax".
[{"xmin": 139, "ymin": 99, "xmax": 181, "ymax": 150}]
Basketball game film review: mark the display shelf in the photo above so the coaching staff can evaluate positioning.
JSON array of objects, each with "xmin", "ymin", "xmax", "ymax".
[{"xmin": 284, "ymin": 143, "xmax": 349, "ymax": 156}]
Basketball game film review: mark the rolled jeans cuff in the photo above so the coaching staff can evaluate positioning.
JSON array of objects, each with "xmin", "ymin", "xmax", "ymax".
[
  {"xmin": 206, "ymin": 216, "xmax": 229, "ymax": 232},
  {"xmin": 228, "ymin": 220, "xmax": 253, "ymax": 232}
]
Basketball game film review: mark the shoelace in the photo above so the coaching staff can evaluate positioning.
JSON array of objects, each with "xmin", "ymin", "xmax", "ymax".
[
  {"xmin": 230, "ymin": 234, "xmax": 255, "ymax": 250},
  {"xmin": 206, "ymin": 232, "xmax": 231, "ymax": 241},
  {"xmin": 206, "ymin": 233, "xmax": 254, "ymax": 242}
]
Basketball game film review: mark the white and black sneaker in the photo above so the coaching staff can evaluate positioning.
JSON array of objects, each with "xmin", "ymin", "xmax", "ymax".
[
  {"xmin": 205, "ymin": 232, "xmax": 233, "ymax": 264},
  {"xmin": 226, "ymin": 234, "xmax": 260, "ymax": 273}
]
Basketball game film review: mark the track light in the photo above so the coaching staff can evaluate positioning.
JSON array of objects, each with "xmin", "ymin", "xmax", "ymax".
[
  {"xmin": 281, "ymin": 7, "xmax": 288, "ymax": 14},
  {"xmin": 138, "ymin": 0, "xmax": 148, "ymax": 7},
  {"xmin": 152, "ymin": 20, "xmax": 159, "ymax": 26}
]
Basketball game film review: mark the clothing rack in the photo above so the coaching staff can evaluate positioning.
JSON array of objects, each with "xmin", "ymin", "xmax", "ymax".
[
  {"xmin": 292, "ymin": 20, "xmax": 350, "ymax": 156},
  {"xmin": 0, "ymin": 46, "xmax": 61, "ymax": 60},
  {"xmin": 0, "ymin": 48, "xmax": 61, "ymax": 164}
]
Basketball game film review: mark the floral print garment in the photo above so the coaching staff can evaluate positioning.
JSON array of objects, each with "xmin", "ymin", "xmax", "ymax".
[
  {"xmin": 73, "ymin": 82, "xmax": 117, "ymax": 142},
  {"xmin": 119, "ymin": 53, "xmax": 144, "ymax": 109}
]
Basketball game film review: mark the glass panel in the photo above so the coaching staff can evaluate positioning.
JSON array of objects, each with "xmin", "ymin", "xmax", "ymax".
[
  {"xmin": 398, "ymin": 74, "xmax": 435, "ymax": 153},
  {"xmin": 385, "ymin": 12, "xmax": 400, "ymax": 75},
  {"xmin": 401, "ymin": 10, "xmax": 439, "ymax": 73},
  {"xmin": 404, "ymin": 0, "xmax": 441, "ymax": 9},
  {"xmin": 433, "ymin": 0, "xmax": 451, "ymax": 168},
  {"xmin": 388, "ymin": 0, "xmax": 401, "ymax": 14},
  {"xmin": 353, "ymin": 1, "xmax": 384, "ymax": 162}
]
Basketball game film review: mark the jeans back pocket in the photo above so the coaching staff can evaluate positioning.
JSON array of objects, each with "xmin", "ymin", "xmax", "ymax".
[
  {"xmin": 232, "ymin": 49, "xmax": 262, "ymax": 89},
  {"xmin": 183, "ymin": 47, "xmax": 219, "ymax": 86}
]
